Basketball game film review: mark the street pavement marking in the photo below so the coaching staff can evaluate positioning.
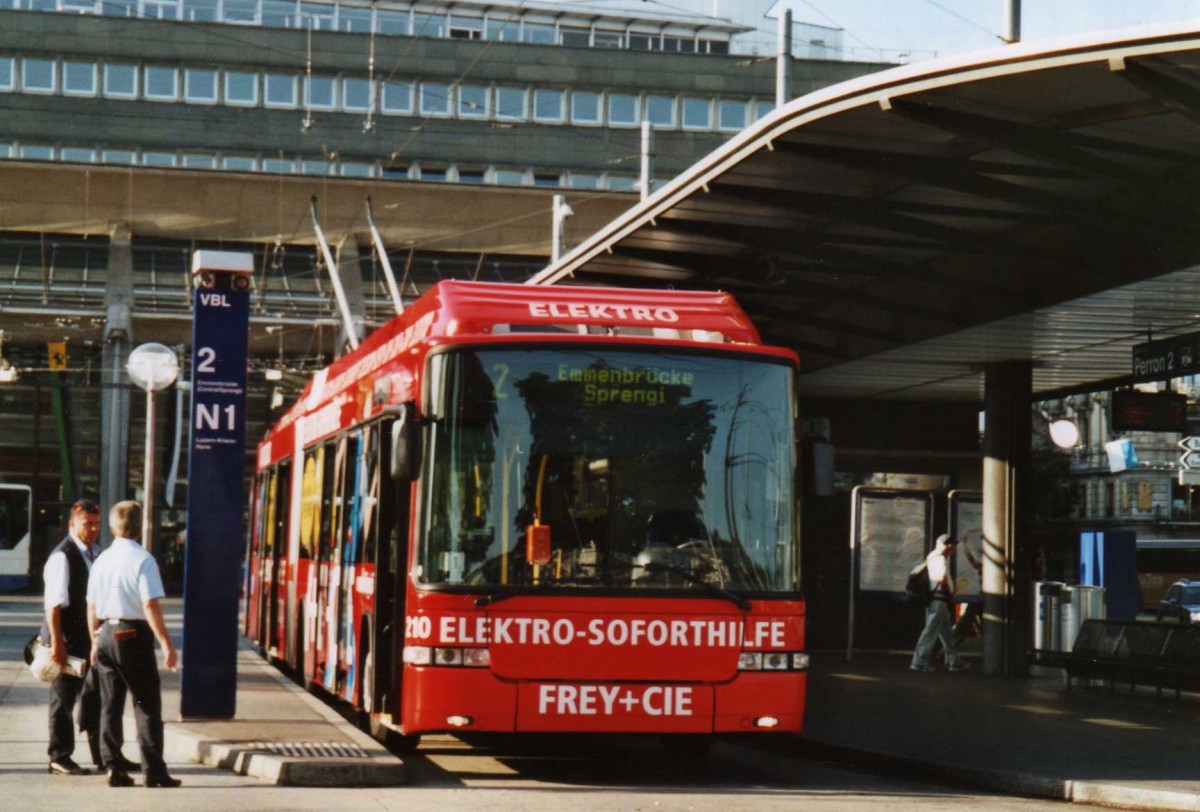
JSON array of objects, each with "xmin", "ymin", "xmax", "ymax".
[
  {"xmin": 1080, "ymin": 717, "xmax": 1158, "ymax": 730},
  {"xmin": 1005, "ymin": 704, "xmax": 1069, "ymax": 715},
  {"xmin": 827, "ymin": 673, "xmax": 883, "ymax": 682}
]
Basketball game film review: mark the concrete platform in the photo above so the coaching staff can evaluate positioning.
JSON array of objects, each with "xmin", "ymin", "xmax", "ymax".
[{"xmin": 161, "ymin": 643, "xmax": 407, "ymax": 787}]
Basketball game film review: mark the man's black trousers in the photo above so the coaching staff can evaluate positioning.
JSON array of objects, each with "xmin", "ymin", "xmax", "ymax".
[{"xmin": 95, "ymin": 620, "xmax": 167, "ymax": 777}]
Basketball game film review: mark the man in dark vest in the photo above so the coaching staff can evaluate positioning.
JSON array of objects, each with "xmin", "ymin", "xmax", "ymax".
[{"xmin": 42, "ymin": 500, "xmax": 134, "ymax": 775}]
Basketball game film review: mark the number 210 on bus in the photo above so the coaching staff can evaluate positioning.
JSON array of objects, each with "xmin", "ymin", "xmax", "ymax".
[{"xmin": 244, "ymin": 281, "xmax": 806, "ymax": 750}]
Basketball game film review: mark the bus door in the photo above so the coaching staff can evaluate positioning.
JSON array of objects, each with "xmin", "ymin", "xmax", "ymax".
[
  {"xmin": 271, "ymin": 459, "xmax": 291, "ymax": 659},
  {"xmin": 312, "ymin": 439, "xmax": 337, "ymax": 688},
  {"xmin": 352, "ymin": 423, "xmax": 386, "ymax": 711},
  {"xmin": 257, "ymin": 467, "xmax": 279, "ymax": 648},
  {"xmin": 338, "ymin": 431, "xmax": 365, "ymax": 702},
  {"xmin": 297, "ymin": 447, "xmax": 323, "ymax": 678},
  {"xmin": 321, "ymin": 436, "xmax": 350, "ymax": 693},
  {"xmin": 369, "ymin": 416, "xmax": 410, "ymax": 722},
  {"xmin": 243, "ymin": 474, "xmax": 268, "ymax": 639}
]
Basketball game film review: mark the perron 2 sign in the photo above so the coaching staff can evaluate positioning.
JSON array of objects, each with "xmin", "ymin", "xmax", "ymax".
[{"xmin": 181, "ymin": 254, "xmax": 251, "ymax": 719}]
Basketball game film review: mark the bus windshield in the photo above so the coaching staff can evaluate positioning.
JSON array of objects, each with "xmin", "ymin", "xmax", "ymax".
[{"xmin": 417, "ymin": 347, "xmax": 797, "ymax": 595}]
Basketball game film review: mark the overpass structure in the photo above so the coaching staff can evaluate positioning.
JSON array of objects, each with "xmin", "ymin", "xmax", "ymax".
[{"xmin": 528, "ymin": 22, "xmax": 1200, "ymax": 672}]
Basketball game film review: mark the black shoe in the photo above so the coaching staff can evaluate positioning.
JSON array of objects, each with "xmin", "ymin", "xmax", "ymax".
[
  {"xmin": 107, "ymin": 768, "xmax": 134, "ymax": 787},
  {"xmin": 110, "ymin": 755, "xmax": 141, "ymax": 773},
  {"xmin": 48, "ymin": 758, "xmax": 89, "ymax": 776},
  {"xmin": 143, "ymin": 773, "xmax": 181, "ymax": 788}
]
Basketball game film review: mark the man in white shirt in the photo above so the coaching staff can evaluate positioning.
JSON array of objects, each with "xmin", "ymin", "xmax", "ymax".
[
  {"xmin": 910, "ymin": 534, "xmax": 968, "ymax": 672},
  {"xmin": 86, "ymin": 500, "xmax": 181, "ymax": 788},
  {"xmin": 41, "ymin": 500, "xmax": 110, "ymax": 775}
]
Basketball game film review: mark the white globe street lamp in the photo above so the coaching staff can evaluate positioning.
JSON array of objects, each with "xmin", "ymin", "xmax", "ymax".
[{"xmin": 127, "ymin": 343, "xmax": 180, "ymax": 551}]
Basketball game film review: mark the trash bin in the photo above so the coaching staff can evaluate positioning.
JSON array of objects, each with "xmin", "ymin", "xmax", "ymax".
[
  {"xmin": 1033, "ymin": 581, "xmax": 1067, "ymax": 651},
  {"xmin": 1061, "ymin": 584, "xmax": 1106, "ymax": 651}
]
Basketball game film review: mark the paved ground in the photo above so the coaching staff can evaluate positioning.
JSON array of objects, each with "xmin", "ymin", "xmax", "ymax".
[{"xmin": 6, "ymin": 593, "xmax": 1200, "ymax": 810}]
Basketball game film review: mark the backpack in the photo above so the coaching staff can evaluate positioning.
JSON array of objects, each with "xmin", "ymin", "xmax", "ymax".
[{"xmin": 905, "ymin": 562, "xmax": 932, "ymax": 606}]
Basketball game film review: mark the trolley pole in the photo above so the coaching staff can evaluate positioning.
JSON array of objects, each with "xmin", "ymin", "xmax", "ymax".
[
  {"xmin": 180, "ymin": 250, "xmax": 253, "ymax": 719},
  {"xmin": 776, "ymin": 7, "xmax": 793, "ymax": 107}
]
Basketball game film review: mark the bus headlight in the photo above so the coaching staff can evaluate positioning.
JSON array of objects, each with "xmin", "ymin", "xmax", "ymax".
[
  {"xmin": 738, "ymin": 651, "xmax": 809, "ymax": 671},
  {"xmin": 402, "ymin": 646, "xmax": 432, "ymax": 665}
]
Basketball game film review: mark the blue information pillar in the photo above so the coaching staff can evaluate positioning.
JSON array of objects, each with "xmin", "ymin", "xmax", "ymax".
[{"xmin": 181, "ymin": 251, "xmax": 252, "ymax": 718}]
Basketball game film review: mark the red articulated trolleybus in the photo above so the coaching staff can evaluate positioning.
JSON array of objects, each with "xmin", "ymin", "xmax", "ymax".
[{"xmin": 244, "ymin": 280, "xmax": 805, "ymax": 750}]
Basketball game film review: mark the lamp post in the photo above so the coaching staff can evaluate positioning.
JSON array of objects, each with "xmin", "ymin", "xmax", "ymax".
[{"xmin": 126, "ymin": 342, "xmax": 179, "ymax": 552}]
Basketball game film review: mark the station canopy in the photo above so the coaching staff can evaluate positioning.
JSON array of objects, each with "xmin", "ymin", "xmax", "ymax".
[{"xmin": 530, "ymin": 22, "xmax": 1200, "ymax": 402}]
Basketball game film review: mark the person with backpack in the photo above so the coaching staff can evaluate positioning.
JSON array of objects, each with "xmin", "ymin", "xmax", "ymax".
[{"xmin": 910, "ymin": 534, "xmax": 968, "ymax": 673}]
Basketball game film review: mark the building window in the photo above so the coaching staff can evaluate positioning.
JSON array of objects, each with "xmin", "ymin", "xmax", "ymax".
[
  {"xmin": 102, "ymin": 0, "xmax": 136, "ymax": 16},
  {"xmin": 61, "ymin": 0, "xmax": 98, "ymax": 11},
  {"xmin": 607, "ymin": 175, "xmax": 637, "ymax": 191},
  {"xmin": 338, "ymin": 5, "xmax": 372, "ymax": 33},
  {"xmin": 607, "ymin": 93, "xmax": 638, "ymax": 126},
  {"xmin": 103, "ymin": 63, "xmax": 138, "ymax": 98},
  {"xmin": 222, "ymin": 155, "xmax": 257, "ymax": 171},
  {"xmin": 181, "ymin": 153, "xmax": 216, "ymax": 168},
  {"xmin": 101, "ymin": 149, "xmax": 137, "ymax": 165},
  {"xmin": 142, "ymin": 0, "xmax": 180, "ymax": 20},
  {"xmin": 681, "ymin": 96, "xmax": 711, "ymax": 129},
  {"xmin": 457, "ymin": 167, "xmax": 485, "ymax": 183},
  {"xmin": 571, "ymin": 90, "xmax": 600, "ymax": 124},
  {"xmin": 22, "ymin": 58, "xmax": 57, "ymax": 94},
  {"xmin": 567, "ymin": 173, "xmax": 598, "ymax": 188},
  {"xmin": 381, "ymin": 162, "xmax": 409, "ymax": 179},
  {"xmin": 706, "ymin": 40, "xmax": 730, "ymax": 55},
  {"xmin": 18, "ymin": 144, "xmax": 55, "ymax": 160},
  {"xmin": 593, "ymin": 29, "xmax": 623, "ymax": 49},
  {"xmin": 340, "ymin": 161, "xmax": 373, "ymax": 177},
  {"xmin": 60, "ymin": 147, "xmax": 96, "ymax": 163},
  {"xmin": 559, "ymin": 26, "xmax": 589, "ymax": 47},
  {"xmin": 754, "ymin": 99, "xmax": 774, "ymax": 120},
  {"xmin": 0, "ymin": 57, "xmax": 13, "ymax": 92},
  {"xmin": 457, "ymin": 84, "xmax": 489, "ymax": 118},
  {"xmin": 412, "ymin": 11, "xmax": 445, "ymax": 37},
  {"xmin": 533, "ymin": 172, "xmax": 560, "ymax": 187},
  {"xmin": 223, "ymin": 0, "xmax": 257, "ymax": 23},
  {"xmin": 142, "ymin": 151, "xmax": 177, "ymax": 167},
  {"xmin": 224, "ymin": 70, "xmax": 258, "ymax": 106},
  {"xmin": 185, "ymin": 68, "xmax": 218, "ymax": 103},
  {"xmin": 376, "ymin": 9, "xmax": 408, "ymax": 34},
  {"xmin": 627, "ymin": 32, "xmax": 655, "ymax": 51},
  {"xmin": 533, "ymin": 88, "xmax": 564, "ymax": 122},
  {"xmin": 419, "ymin": 82, "xmax": 450, "ymax": 116},
  {"xmin": 495, "ymin": 86, "xmax": 526, "ymax": 120},
  {"xmin": 381, "ymin": 80, "xmax": 412, "ymax": 114},
  {"xmin": 62, "ymin": 61, "xmax": 97, "ymax": 96},
  {"xmin": 341, "ymin": 77, "xmax": 372, "ymax": 111},
  {"xmin": 449, "ymin": 13, "xmax": 482, "ymax": 39},
  {"xmin": 492, "ymin": 168, "xmax": 525, "ymax": 185},
  {"xmin": 419, "ymin": 165, "xmax": 447, "ymax": 182},
  {"xmin": 144, "ymin": 66, "xmax": 179, "ymax": 101},
  {"xmin": 182, "ymin": 0, "xmax": 217, "ymax": 21},
  {"xmin": 298, "ymin": 1, "xmax": 333, "ymax": 29},
  {"xmin": 264, "ymin": 72, "xmax": 297, "ymax": 107},
  {"xmin": 261, "ymin": 0, "xmax": 297, "ymax": 26},
  {"xmin": 644, "ymin": 95, "xmax": 675, "ymax": 127},
  {"xmin": 300, "ymin": 159, "xmax": 330, "ymax": 174},
  {"xmin": 522, "ymin": 21, "xmax": 555, "ymax": 44},
  {"xmin": 484, "ymin": 15, "xmax": 518, "ymax": 41},
  {"xmin": 304, "ymin": 75, "xmax": 336, "ymax": 109},
  {"xmin": 718, "ymin": 99, "xmax": 747, "ymax": 131},
  {"xmin": 262, "ymin": 157, "xmax": 296, "ymax": 173}
]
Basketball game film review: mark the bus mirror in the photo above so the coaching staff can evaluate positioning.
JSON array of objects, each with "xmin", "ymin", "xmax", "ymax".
[
  {"xmin": 526, "ymin": 524, "xmax": 552, "ymax": 565},
  {"xmin": 390, "ymin": 404, "xmax": 422, "ymax": 481}
]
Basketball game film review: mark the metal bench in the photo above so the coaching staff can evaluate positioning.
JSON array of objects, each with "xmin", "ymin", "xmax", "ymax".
[{"xmin": 1030, "ymin": 619, "xmax": 1200, "ymax": 699}]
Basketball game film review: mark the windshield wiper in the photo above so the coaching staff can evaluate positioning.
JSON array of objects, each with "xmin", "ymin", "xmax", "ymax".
[
  {"xmin": 474, "ymin": 575, "xmax": 595, "ymax": 608},
  {"xmin": 608, "ymin": 552, "xmax": 752, "ymax": 611}
]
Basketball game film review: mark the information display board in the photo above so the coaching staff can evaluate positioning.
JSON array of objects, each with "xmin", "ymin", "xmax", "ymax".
[
  {"xmin": 949, "ymin": 490, "xmax": 982, "ymax": 602},
  {"xmin": 853, "ymin": 489, "xmax": 933, "ymax": 594}
]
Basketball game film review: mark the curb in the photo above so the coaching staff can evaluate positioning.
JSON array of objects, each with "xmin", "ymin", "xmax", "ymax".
[
  {"xmin": 794, "ymin": 739, "xmax": 1200, "ymax": 812},
  {"xmin": 163, "ymin": 652, "xmax": 406, "ymax": 787}
]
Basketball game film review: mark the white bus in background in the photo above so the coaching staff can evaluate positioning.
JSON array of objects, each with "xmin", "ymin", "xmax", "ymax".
[{"xmin": 0, "ymin": 485, "xmax": 32, "ymax": 591}]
